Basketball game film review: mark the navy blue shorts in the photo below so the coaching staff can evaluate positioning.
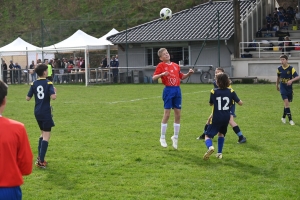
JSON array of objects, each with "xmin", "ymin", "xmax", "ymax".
[
  {"xmin": 281, "ymin": 93, "xmax": 293, "ymax": 102},
  {"xmin": 0, "ymin": 186, "xmax": 22, "ymax": 200},
  {"xmin": 230, "ymin": 104, "xmax": 236, "ymax": 116},
  {"xmin": 205, "ymin": 123, "xmax": 228, "ymax": 138},
  {"xmin": 36, "ymin": 119, "xmax": 55, "ymax": 132},
  {"xmin": 162, "ymin": 86, "xmax": 182, "ymax": 109},
  {"xmin": 280, "ymin": 84, "xmax": 293, "ymax": 102}
]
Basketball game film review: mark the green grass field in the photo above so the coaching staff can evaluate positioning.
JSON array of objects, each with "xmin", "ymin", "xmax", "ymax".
[{"xmin": 4, "ymin": 83, "xmax": 300, "ymax": 199}]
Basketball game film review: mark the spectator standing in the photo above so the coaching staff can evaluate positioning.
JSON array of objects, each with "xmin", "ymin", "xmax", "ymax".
[
  {"xmin": 281, "ymin": 36, "xmax": 293, "ymax": 57},
  {"xmin": 101, "ymin": 56, "xmax": 108, "ymax": 68},
  {"xmin": 29, "ymin": 60, "xmax": 37, "ymax": 82},
  {"xmin": 68, "ymin": 56, "xmax": 74, "ymax": 65},
  {"xmin": 9, "ymin": 61, "xmax": 15, "ymax": 84},
  {"xmin": 110, "ymin": 56, "xmax": 118, "ymax": 83},
  {"xmin": 0, "ymin": 80, "xmax": 33, "ymax": 199},
  {"xmin": 14, "ymin": 62, "xmax": 21, "ymax": 84},
  {"xmin": 45, "ymin": 60, "xmax": 53, "ymax": 81},
  {"xmin": 2, "ymin": 60, "xmax": 8, "ymax": 84}
]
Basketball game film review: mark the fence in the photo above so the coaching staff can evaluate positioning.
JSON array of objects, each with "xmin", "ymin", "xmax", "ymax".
[
  {"xmin": 240, "ymin": 41, "xmax": 300, "ymax": 58},
  {"xmin": 1, "ymin": 65, "xmax": 233, "ymax": 85}
]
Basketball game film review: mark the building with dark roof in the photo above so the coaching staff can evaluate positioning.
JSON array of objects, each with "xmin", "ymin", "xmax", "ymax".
[{"xmin": 107, "ymin": 0, "xmax": 280, "ymax": 82}]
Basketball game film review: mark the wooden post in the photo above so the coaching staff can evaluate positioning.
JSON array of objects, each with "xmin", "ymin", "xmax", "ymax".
[{"xmin": 233, "ymin": 0, "xmax": 241, "ymax": 58}]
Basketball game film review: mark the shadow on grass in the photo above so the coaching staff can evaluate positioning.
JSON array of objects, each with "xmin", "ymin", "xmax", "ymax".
[{"xmin": 163, "ymin": 146, "xmax": 277, "ymax": 178}]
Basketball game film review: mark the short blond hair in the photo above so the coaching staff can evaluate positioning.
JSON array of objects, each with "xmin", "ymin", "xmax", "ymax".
[{"xmin": 157, "ymin": 48, "xmax": 167, "ymax": 57}]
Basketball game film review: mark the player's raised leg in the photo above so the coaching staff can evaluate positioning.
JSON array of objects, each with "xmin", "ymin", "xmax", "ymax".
[{"xmin": 229, "ymin": 116, "xmax": 246, "ymax": 144}]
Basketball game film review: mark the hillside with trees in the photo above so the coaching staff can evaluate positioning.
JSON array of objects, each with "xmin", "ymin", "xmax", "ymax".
[{"xmin": 0, "ymin": 0, "xmax": 208, "ymax": 47}]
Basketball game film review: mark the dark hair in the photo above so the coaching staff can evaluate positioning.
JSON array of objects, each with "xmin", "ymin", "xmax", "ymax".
[
  {"xmin": 0, "ymin": 80, "xmax": 8, "ymax": 106},
  {"xmin": 280, "ymin": 54, "xmax": 288, "ymax": 60},
  {"xmin": 35, "ymin": 64, "xmax": 48, "ymax": 77},
  {"xmin": 216, "ymin": 73, "xmax": 230, "ymax": 89}
]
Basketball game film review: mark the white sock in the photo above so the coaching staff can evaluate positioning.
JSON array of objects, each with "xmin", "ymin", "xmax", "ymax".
[
  {"xmin": 173, "ymin": 123, "xmax": 180, "ymax": 139},
  {"xmin": 161, "ymin": 123, "xmax": 167, "ymax": 139}
]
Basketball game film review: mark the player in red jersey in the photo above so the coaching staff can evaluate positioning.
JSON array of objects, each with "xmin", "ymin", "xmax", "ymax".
[
  {"xmin": 0, "ymin": 80, "xmax": 33, "ymax": 200},
  {"xmin": 153, "ymin": 48, "xmax": 194, "ymax": 149}
]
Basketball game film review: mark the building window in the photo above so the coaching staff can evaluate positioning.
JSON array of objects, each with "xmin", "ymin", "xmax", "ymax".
[{"xmin": 146, "ymin": 47, "xmax": 189, "ymax": 66}]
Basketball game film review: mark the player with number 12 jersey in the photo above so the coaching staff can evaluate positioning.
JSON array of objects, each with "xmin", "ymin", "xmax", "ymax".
[{"xmin": 209, "ymin": 88, "xmax": 240, "ymax": 126}]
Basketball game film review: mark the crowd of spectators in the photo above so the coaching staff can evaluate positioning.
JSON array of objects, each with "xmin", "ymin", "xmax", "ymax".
[
  {"xmin": 0, "ymin": 60, "xmax": 23, "ymax": 84},
  {"xmin": 266, "ymin": 6, "xmax": 297, "ymax": 31}
]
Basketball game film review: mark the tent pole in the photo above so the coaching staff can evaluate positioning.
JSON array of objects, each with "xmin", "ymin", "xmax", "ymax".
[
  {"xmin": 85, "ymin": 48, "xmax": 88, "ymax": 86},
  {"xmin": 0, "ymin": 55, "xmax": 2, "ymax": 81},
  {"xmin": 26, "ymin": 47, "xmax": 29, "ymax": 84}
]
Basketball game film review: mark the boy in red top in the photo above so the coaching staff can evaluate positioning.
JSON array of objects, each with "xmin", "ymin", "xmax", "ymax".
[
  {"xmin": 152, "ymin": 48, "xmax": 194, "ymax": 149},
  {"xmin": 0, "ymin": 80, "xmax": 33, "ymax": 200}
]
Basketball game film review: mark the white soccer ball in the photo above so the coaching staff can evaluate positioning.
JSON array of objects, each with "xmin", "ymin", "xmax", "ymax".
[{"xmin": 160, "ymin": 8, "xmax": 172, "ymax": 20}]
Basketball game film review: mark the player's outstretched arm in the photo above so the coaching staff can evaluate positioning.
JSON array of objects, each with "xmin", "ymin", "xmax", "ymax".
[{"xmin": 182, "ymin": 69, "xmax": 194, "ymax": 80}]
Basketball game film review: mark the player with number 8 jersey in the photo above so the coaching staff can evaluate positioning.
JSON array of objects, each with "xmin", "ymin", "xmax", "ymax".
[{"xmin": 26, "ymin": 63, "xmax": 56, "ymax": 168}]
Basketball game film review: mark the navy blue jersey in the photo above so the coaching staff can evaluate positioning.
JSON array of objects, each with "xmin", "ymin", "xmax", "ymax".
[
  {"xmin": 277, "ymin": 65, "xmax": 298, "ymax": 93},
  {"xmin": 209, "ymin": 88, "xmax": 240, "ymax": 125},
  {"xmin": 27, "ymin": 78, "xmax": 55, "ymax": 120}
]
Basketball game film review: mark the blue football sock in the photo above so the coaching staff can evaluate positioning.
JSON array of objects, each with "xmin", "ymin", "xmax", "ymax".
[
  {"xmin": 205, "ymin": 139, "xmax": 213, "ymax": 149},
  {"xmin": 38, "ymin": 137, "xmax": 43, "ymax": 158},
  {"xmin": 40, "ymin": 140, "xmax": 49, "ymax": 163},
  {"xmin": 218, "ymin": 137, "xmax": 225, "ymax": 153}
]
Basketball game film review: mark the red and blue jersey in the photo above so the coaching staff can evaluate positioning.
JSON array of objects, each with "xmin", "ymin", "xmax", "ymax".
[
  {"xmin": 154, "ymin": 62, "xmax": 183, "ymax": 86},
  {"xmin": 0, "ymin": 117, "xmax": 33, "ymax": 187},
  {"xmin": 209, "ymin": 88, "xmax": 240, "ymax": 125},
  {"xmin": 27, "ymin": 78, "xmax": 55, "ymax": 120}
]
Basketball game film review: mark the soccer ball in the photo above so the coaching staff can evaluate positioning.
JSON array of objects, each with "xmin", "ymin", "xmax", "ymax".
[{"xmin": 160, "ymin": 8, "xmax": 172, "ymax": 20}]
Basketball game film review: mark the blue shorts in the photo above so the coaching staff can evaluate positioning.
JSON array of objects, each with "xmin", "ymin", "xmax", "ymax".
[
  {"xmin": 281, "ymin": 93, "xmax": 293, "ymax": 102},
  {"xmin": 230, "ymin": 104, "xmax": 236, "ymax": 116},
  {"xmin": 205, "ymin": 123, "xmax": 228, "ymax": 138},
  {"xmin": 36, "ymin": 119, "xmax": 55, "ymax": 132},
  {"xmin": 280, "ymin": 84, "xmax": 293, "ymax": 102},
  {"xmin": 162, "ymin": 86, "xmax": 182, "ymax": 109},
  {"xmin": 0, "ymin": 186, "xmax": 22, "ymax": 200}
]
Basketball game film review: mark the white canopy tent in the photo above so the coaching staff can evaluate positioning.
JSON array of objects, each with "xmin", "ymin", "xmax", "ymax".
[
  {"xmin": 0, "ymin": 37, "xmax": 54, "ymax": 82},
  {"xmin": 42, "ymin": 29, "xmax": 119, "ymax": 86},
  {"xmin": 99, "ymin": 28, "xmax": 119, "ymax": 44},
  {"xmin": 43, "ymin": 29, "xmax": 108, "ymax": 51},
  {"xmin": 0, "ymin": 37, "xmax": 53, "ymax": 64},
  {"xmin": 98, "ymin": 28, "xmax": 119, "ymax": 62}
]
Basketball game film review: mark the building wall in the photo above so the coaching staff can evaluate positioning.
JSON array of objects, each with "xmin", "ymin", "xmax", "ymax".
[
  {"xmin": 115, "ymin": 40, "xmax": 234, "ymax": 83},
  {"xmin": 231, "ymin": 58, "xmax": 300, "ymax": 82},
  {"xmin": 189, "ymin": 40, "xmax": 232, "ymax": 75}
]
